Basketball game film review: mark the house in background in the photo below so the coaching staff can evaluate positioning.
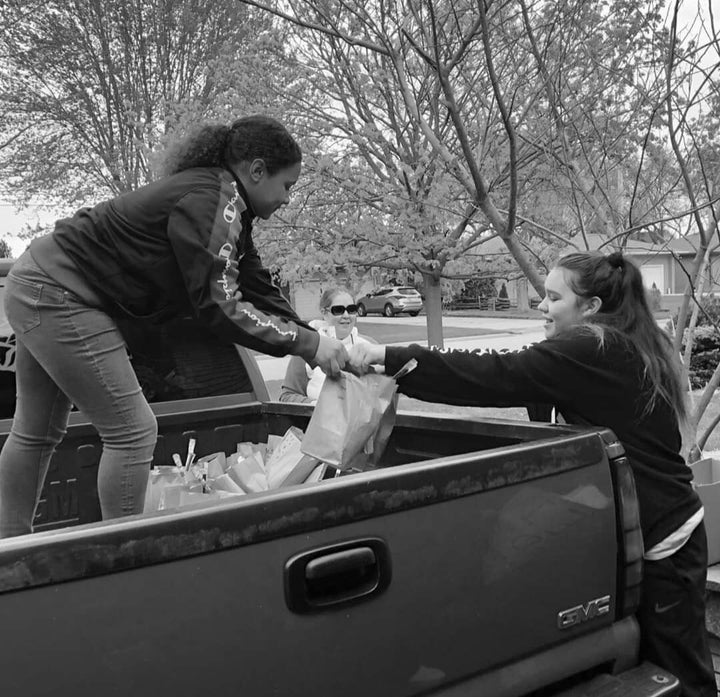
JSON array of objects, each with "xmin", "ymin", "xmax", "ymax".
[
  {"xmin": 285, "ymin": 231, "xmax": 720, "ymax": 317},
  {"xmin": 454, "ymin": 231, "xmax": 720, "ymax": 311},
  {"xmin": 623, "ymin": 234, "xmax": 720, "ymax": 294},
  {"xmin": 576, "ymin": 233, "xmax": 720, "ymax": 313}
]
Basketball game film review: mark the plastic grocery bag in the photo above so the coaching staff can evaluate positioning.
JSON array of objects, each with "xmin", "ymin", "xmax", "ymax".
[
  {"xmin": 301, "ymin": 360, "xmax": 417, "ymax": 471},
  {"xmin": 144, "ymin": 464, "xmax": 244, "ymax": 513},
  {"xmin": 144, "ymin": 466, "xmax": 185, "ymax": 514}
]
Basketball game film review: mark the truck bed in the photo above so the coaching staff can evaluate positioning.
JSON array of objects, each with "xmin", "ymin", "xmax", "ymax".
[{"xmin": 0, "ymin": 400, "xmax": 649, "ymax": 696}]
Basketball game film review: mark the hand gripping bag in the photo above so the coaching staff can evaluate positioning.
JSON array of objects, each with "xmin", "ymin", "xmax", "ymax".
[{"xmin": 300, "ymin": 360, "xmax": 416, "ymax": 471}]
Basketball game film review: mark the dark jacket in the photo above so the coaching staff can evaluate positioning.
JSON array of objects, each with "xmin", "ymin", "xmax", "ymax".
[
  {"xmin": 32, "ymin": 167, "xmax": 318, "ymax": 360},
  {"xmin": 385, "ymin": 332, "xmax": 700, "ymax": 549}
]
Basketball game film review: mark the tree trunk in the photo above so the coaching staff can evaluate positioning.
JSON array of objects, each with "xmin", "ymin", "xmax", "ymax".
[
  {"xmin": 516, "ymin": 278, "xmax": 530, "ymax": 311},
  {"xmin": 422, "ymin": 273, "xmax": 444, "ymax": 349}
]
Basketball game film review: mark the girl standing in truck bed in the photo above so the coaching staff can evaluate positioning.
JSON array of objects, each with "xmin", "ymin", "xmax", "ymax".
[
  {"xmin": 0, "ymin": 115, "xmax": 348, "ymax": 537},
  {"xmin": 348, "ymin": 251, "xmax": 715, "ymax": 697}
]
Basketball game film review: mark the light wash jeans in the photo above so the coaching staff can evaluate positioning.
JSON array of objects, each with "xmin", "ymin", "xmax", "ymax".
[{"xmin": 0, "ymin": 252, "xmax": 157, "ymax": 537}]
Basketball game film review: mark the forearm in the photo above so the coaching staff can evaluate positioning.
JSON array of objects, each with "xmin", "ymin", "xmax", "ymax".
[
  {"xmin": 278, "ymin": 389, "xmax": 313, "ymax": 404},
  {"xmin": 203, "ymin": 303, "xmax": 319, "ymax": 360},
  {"xmin": 385, "ymin": 343, "xmax": 567, "ymax": 407}
]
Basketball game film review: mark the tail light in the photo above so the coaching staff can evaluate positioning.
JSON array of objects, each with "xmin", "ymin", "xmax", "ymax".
[{"xmin": 607, "ymin": 442, "xmax": 644, "ymax": 619}]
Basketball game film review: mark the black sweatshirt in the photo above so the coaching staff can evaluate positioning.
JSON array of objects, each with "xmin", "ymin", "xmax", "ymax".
[
  {"xmin": 30, "ymin": 167, "xmax": 319, "ymax": 361},
  {"xmin": 385, "ymin": 333, "xmax": 701, "ymax": 549}
]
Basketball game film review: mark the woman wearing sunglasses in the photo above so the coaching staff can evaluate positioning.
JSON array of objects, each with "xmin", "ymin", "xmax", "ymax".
[{"xmin": 279, "ymin": 287, "xmax": 374, "ymax": 404}]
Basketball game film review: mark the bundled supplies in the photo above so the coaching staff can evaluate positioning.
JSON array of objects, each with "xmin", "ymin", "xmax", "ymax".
[
  {"xmin": 144, "ymin": 428, "xmax": 326, "ymax": 514},
  {"xmin": 144, "ymin": 360, "xmax": 417, "ymax": 515}
]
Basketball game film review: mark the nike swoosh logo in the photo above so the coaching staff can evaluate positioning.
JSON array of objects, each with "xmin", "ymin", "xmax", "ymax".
[{"xmin": 654, "ymin": 600, "xmax": 681, "ymax": 614}]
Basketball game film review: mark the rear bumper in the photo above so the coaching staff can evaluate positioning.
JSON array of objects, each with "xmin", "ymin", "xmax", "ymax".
[
  {"xmin": 552, "ymin": 661, "xmax": 679, "ymax": 696},
  {"xmin": 422, "ymin": 618, "xmax": 678, "ymax": 697},
  {"xmin": 428, "ymin": 661, "xmax": 679, "ymax": 697}
]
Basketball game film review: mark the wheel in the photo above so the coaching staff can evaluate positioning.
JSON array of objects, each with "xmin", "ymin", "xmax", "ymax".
[
  {"xmin": 408, "ymin": 311, "xmax": 419, "ymax": 316},
  {"xmin": 383, "ymin": 303, "xmax": 395, "ymax": 317},
  {"xmin": 357, "ymin": 303, "xmax": 367, "ymax": 317}
]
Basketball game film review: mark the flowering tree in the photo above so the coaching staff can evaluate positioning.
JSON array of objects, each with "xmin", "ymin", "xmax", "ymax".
[
  {"xmin": 239, "ymin": 0, "xmax": 712, "ymax": 348},
  {"xmin": 0, "ymin": 0, "xmax": 279, "ymax": 206},
  {"xmin": 241, "ymin": 0, "xmax": 720, "ymax": 452}
]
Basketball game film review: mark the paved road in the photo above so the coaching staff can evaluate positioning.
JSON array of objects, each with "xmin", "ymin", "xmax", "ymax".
[{"xmin": 254, "ymin": 315, "xmax": 546, "ymax": 383}]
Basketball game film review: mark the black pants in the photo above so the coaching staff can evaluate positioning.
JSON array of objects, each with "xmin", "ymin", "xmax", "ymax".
[{"xmin": 639, "ymin": 522, "xmax": 717, "ymax": 697}]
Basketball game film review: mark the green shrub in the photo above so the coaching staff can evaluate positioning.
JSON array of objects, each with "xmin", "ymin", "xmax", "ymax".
[
  {"xmin": 497, "ymin": 283, "xmax": 510, "ymax": 310},
  {"xmin": 697, "ymin": 295, "xmax": 720, "ymax": 326},
  {"xmin": 683, "ymin": 326, "xmax": 720, "ymax": 388},
  {"xmin": 678, "ymin": 296, "xmax": 720, "ymax": 389}
]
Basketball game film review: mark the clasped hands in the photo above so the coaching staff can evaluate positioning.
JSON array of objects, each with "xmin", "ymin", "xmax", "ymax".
[{"xmin": 312, "ymin": 335, "xmax": 387, "ymax": 377}]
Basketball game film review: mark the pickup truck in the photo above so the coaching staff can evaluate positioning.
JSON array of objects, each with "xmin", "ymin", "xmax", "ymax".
[{"xmin": 0, "ymin": 280, "xmax": 679, "ymax": 695}]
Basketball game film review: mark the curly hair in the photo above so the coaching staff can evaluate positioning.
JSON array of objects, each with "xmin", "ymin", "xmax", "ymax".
[{"xmin": 163, "ymin": 115, "xmax": 301, "ymax": 176}]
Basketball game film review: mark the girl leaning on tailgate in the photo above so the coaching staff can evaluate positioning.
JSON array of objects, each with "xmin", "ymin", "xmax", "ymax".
[
  {"xmin": 348, "ymin": 251, "xmax": 715, "ymax": 697},
  {"xmin": 0, "ymin": 115, "xmax": 347, "ymax": 536}
]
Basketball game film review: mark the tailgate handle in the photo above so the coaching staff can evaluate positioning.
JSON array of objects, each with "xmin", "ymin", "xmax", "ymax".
[{"xmin": 284, "ymin": 538, "xmax": 391, "ymax": 613}]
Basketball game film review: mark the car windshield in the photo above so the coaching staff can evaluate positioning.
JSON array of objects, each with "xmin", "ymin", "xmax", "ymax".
[{"xmin": 397, "ymin": 288, "xmax": 419, "ymax": 295}]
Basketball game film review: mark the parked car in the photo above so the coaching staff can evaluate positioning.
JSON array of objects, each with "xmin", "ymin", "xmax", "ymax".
[{"xmin": 356, "ymin": 286, "xmax": 423, "ymax": 317}]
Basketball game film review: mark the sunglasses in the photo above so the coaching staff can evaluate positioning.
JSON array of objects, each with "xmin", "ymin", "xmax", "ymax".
[{"xmin": 329, "ymin": 304, "xmax": 358, "ymax": 316}]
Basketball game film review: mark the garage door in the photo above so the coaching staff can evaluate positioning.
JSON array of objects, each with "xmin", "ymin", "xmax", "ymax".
[{"xmin": 640, "ymin": 264, "xmax": 665, "ymax": 293}]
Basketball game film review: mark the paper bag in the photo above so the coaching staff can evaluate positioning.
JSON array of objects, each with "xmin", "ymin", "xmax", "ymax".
[
  {"xmin": 300, "ymin": 371, "xmax": 399, "ymax": 470},
  {"xmin": 227, "ymin": 451, "xmax": 268, "ymax": 493}
]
